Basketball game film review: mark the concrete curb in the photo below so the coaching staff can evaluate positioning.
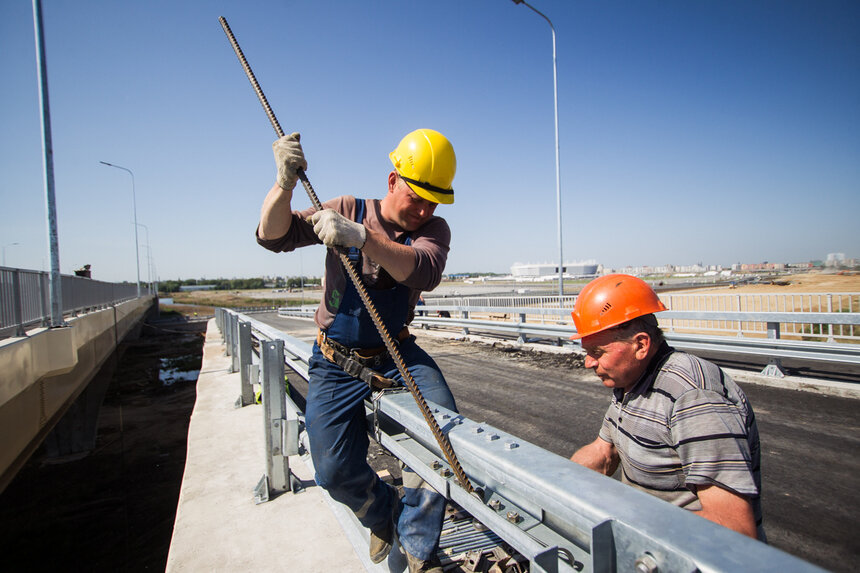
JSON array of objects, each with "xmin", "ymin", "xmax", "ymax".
[{"xmin": 726, "ymin": 369, "xmax": 860, "ymax": 399}]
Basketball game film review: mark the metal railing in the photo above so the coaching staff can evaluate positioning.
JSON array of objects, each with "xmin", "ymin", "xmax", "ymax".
[
  {"xmin": 662, "ymin": 292, "xmax": 860, "ymax": 342},
  {"xmin": 422, "ymin": 293, "xmax": 860, "ymax": 343},
  {"xmin": 216, "ymin": 308, "xmax": 823, "ymax": 573},
  {"xmin": 0, "ymin": 266, "xmax": 146, "ymax": 339},
  {"xmin": 277, "ymin": 304, "xmax": 860, "ymax": 376}
]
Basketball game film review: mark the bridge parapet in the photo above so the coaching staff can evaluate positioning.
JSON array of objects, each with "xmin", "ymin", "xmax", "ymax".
[
  {"xmin": 0, "ymin": 266, "xmax": 149, "ymax": 341},
  {"xmin": 0, "ymin": 295, "xmax": 155, "ymax": 493}
]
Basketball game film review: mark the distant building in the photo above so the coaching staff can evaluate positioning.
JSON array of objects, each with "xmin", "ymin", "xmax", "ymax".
[
  {"xmin": 730, "ymin": 262, "xmax": 786, "ymax": 272},
  {"xmin": 618, "ymin": 265, "xmax": 672, "ymax": 276},
  {"xmin": 511, "ymin": 260, "xmax": 598, "ymax": 279},
  {"xmin": 825, "ymin": 253, "xmax": 847, "ymax": 267}
]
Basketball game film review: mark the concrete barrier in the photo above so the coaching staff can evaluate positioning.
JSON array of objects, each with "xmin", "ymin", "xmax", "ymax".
[{"xmin": 0, "ymin": 296, "xmax": 155, "ymax": 493}]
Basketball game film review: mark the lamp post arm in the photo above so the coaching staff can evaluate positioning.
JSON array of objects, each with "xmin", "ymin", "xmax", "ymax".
[
  {"xmin": 99, "ymin": 161, "xmax": 142, "ymax": 297},
  {"xmin": 512, "ymin": 0, "xmax": 564, "ymax": 302}
]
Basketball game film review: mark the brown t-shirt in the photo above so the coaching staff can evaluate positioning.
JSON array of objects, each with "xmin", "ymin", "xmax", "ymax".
[{"xmin": 256, "ymin": 195, "xmax": 450, "ymax": 330}]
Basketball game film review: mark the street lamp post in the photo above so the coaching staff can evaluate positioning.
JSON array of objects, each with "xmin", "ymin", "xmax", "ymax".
[
  {"xmin": 99, "ymin": 161, "xmax": 141, "ymax": 297},
  {"xmin": 511, "ymin": 0, "xmax": 565, "ymax": 303},
  {"xmin": 2, "ymin": 242, "xmax": 21, "ymax": 267},
  {"xmin": 33, "ymin": 0, "xmax": 64, "ymax": 327},
  {"xmin": 135, "ymin": 222, "xmax": 153, "ymax": 291}
]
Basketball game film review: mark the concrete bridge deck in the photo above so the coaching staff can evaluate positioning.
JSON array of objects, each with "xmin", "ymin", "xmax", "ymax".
[{"xmin": 166, "ymin": 319, "xmax": 364, "ymax": 572}]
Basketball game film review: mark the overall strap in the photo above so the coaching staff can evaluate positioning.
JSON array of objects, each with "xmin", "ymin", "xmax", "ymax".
[{"xmin": 348, "ymin": 198, "xmax": 366, "ymax": 264}]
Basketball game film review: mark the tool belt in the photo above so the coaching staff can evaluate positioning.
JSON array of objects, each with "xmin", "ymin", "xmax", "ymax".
[{"xmin": 316, "ymin": 328, "xmax": 410, "ymax": 390}]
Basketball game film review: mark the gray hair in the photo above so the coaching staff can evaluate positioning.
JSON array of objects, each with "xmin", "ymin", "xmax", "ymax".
[{"xmin": 611, "ymin": 314, "xmax": 665, "ymax": 346}]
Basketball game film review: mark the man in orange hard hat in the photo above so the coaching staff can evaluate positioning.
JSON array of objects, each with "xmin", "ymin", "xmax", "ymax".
[{"xmin": 569, "ymin": 274, "xmax": 765, "ymax": 541}]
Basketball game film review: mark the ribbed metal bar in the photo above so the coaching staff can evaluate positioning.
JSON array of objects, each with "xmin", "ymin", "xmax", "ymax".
[{"xmin": 219, "ymin": 17, "xmax": 475, "ymax": 493}]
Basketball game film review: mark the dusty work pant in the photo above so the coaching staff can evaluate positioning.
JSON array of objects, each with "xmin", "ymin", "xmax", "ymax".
[{"xmin": 305, "ymin": 336, "xmax": 458, "ymax": 561}]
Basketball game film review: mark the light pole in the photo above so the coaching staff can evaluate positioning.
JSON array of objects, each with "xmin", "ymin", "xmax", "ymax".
[
  {"xmin": 135, "ymin": 222, "xmax": 153, "ymax": 291},
  {"xmin": 99, "ymin": 161, "xmax": 141, "ymax": 297},
  {"xmin": 33, "ymin": 0, "xmax": 64, "ymax": 327},
  {"xmin": 2, "ymin": 242, "xmax": 21, "ymax": 267},
  {"xmin": 511, "ymin": 0, "xmax": 564, "ymax": 303}
]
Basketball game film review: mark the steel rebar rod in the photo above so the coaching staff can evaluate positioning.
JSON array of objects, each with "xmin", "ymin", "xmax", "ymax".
[{"xmin": 219, "ymin": 16, "xmax": 474, "ymax": 494}]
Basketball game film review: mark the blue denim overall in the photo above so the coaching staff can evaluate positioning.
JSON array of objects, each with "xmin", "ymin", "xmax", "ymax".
[{"xmin": 305, "ymin": 199, "xmax": 457, "ymax": 561}]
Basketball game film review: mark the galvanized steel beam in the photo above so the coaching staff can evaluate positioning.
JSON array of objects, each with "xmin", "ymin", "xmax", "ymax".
[{"xmin": 220, "ymin": 310, "xmax": 826, "ymax": 572}]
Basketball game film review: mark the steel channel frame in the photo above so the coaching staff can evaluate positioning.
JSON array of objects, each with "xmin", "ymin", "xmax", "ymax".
[{"xmin": 220, "ymin": 310, "xmax": 825, "ymax": 573}]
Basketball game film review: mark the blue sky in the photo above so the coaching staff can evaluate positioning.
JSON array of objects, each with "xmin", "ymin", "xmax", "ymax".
[{"xmin": 2, "ymin": 0, "xmax": 858, "ymax": 282}]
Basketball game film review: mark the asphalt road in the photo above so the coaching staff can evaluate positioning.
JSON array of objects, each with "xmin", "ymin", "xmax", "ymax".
[{"xmin": 257, "ymin": 313, "xmax": 859, "ymax": 573}]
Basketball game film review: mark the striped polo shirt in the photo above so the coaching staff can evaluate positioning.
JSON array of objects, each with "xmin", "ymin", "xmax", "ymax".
[{"xmin": 598, "ymin": 342, "xmax": 764, "ymax": 539}]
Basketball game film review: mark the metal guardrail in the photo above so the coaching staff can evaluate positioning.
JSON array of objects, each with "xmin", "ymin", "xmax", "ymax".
[
  {"xmin": 277, "ymin": 305, "xmax": 860, "ymax": 376},
  {"xmin": 423, "ymin": 292, "xmax": 860, "ymax": 343},
  {"xmin": 217, "ymin": 308, "xmax": 824, "ymax": 573},
  {"xmin": 0, "ymin": 266, "xmax": 147, "ymax": 339}
]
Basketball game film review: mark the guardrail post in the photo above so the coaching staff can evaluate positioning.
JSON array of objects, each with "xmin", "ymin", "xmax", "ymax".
[
  {"xmin": 224, "ymin": 312, "xmax": 233, "ymax": 358},
  {"xmin": 734, "ymin": 295, "xmax": 743, "ymax": 337},
  {"xmin": 12, "ymin": 271, "xmax": 26, "ymax": 337},
  {"xmin": 230, "ymin": 314, "xmax": 240, "ymax": 373},
  {"xmin": 254, "ymin": 338, "xmax": 300, "ymax": 504},
  {"xmin": 462, "ymin": 310, "xmax": 470, "ymax": 335},
  {"xmin": 236, "ymin": 320, "xmax": 255, "ymax": 407},
  {"xmin": 827, "ymin": 295, "xmax": 835, "ymax": 342},
  {"xmin": 40, "ymin": 272, "xmax": 50, "ymax": 327},
  {"xmin": 518, "ymin": 312, "xmax": 527, "ymax": 344},
  {"xmin": 766, "ymin": 321, "xmax": 780, "ymax": 340},
  {"xmin": 761, "ymin": 321, "xmax": 786, "ymax": 377}
]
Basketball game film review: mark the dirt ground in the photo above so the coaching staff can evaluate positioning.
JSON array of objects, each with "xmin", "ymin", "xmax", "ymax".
[
  {"xmin": 167, "ymin": 271, "xmax": 860, "ymax": 308},
  {"xmin": 674, "ymin": 271, "xmax": 860, "ymax": 295},
  {"xmin": 167, "ymin": 288, "xmax": 320, "ymax": 309},
  {"xmin": 0, "ymin": 318, "xmax": 205, "ymax": 572}
]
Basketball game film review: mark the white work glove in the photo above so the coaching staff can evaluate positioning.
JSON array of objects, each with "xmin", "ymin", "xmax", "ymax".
[
  {"xmin": 272, "ymin": 132, "xmax": 308, "ymax": 191},
  {"xmin": 310, "ymin": 209, "xmax": 367, "ymax": 249}
]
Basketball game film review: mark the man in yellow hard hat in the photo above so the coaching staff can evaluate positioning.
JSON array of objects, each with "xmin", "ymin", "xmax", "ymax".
[
  {"xmin": 568, "ymin": 274, "xmax": 765, "ymax": 541},
  {"xmin": 257, "ymin": 129, "xmax": 457, "ymax": 572}
]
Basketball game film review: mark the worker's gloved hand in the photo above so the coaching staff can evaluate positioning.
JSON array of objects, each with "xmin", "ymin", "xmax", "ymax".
[
  {"xmin": 310, "ymin": 209, "xmax": 367, "ymax": 249},
  {"xmin": 272, "ymin": 132, "xmax": 308, "ymax": 191}
]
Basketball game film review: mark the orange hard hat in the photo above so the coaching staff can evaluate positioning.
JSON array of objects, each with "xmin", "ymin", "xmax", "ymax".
[{"xmin": 570, "ymin": 274, "xmax": 668, "ymax": 339}]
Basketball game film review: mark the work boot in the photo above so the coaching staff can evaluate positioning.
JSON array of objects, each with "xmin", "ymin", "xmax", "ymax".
[
  {"xmin": 405, "ymin": 549, "xmax": 443, "ymax": 573},
  {"xmin": 370, "ymin": 487, "xmax": 402, "ymax": 564},
  {"xmin": 369, "ymin": 518, "xmax": 394, "ymax": 564}
]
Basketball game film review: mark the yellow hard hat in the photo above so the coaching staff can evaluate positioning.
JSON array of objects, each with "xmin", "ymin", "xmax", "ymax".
[{"xmin": 389, "ymin": 129, "xmax": 456, "ymax": 205}]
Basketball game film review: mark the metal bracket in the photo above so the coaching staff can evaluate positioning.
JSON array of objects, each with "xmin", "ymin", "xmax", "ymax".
[
  {"xmin": 253, "ymin": 474, "xmax": 270, "ymax": 505},
  {"xmin": 254, "ymin": 470, "xmax": 303, "ymax": 504},
  {"xmin": 591, "ymin": 519, "xmax": 697, "ymax": 573},
  {"xmin": 271, "ymin": 417, "xmax": 299, "ymax": 457},
  {"xmin": 761, "ymin": 359, "xmax": 786, "ymax": 378}
]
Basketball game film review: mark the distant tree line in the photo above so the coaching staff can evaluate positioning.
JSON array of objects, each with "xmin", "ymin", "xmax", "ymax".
[
  {"xmin": 447, "ymin": 272, "xmax": 505, "ymax": 278},
  {"xmin": 159, "ymin": 276, "xmax": 321, "ymax": 293}
]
